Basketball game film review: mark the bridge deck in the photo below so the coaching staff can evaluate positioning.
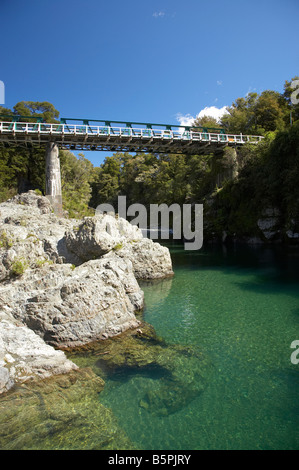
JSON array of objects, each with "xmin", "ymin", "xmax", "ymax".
[{"xmin": 0, "ymin": 121, "xmax": 263, "ymax": 154}]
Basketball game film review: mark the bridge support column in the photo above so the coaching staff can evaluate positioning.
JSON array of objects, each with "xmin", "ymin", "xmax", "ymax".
[{"xmin": 45, "ymin": 142, "xmax": 63, "ymax": 216}]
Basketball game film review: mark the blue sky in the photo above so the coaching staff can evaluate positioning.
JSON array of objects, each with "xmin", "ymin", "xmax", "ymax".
[{"xmin": 1, "ymin": 0, "xmax": 298, "ymax": 166}]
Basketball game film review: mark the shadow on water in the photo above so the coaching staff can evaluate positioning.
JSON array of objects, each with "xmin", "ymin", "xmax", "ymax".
[
  {"xmin": 161, "ymin": 240, "xmax": 299, "ymax": 283},
  {"xmin": 97, "ymin": 362, "xmax": 173, "ymax": 384}
]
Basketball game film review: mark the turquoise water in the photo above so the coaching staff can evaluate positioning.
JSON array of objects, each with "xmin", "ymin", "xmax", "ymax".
[
  {"xmin": 100, "ymin": 243, "xmax": 299, "ymax": 450},
  {"xmin": 2, "ymin": 243, "xmax": 297, "ymax": 450}
]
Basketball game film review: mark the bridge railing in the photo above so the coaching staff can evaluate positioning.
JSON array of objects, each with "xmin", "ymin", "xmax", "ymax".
[{"xmin": 0, "ymin": 121, "xmax": 264, "ymax": 145}]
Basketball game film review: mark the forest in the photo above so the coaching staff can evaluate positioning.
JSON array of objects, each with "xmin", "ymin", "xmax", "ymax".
[{"xmin": 0, "ymin": 76, "xmax": 299, "ymax": 240}]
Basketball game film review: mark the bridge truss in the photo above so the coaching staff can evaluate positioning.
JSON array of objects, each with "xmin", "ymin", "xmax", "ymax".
[{"xmin": 0, "ymin": 118, "xmax": 263, "ymax": 155}]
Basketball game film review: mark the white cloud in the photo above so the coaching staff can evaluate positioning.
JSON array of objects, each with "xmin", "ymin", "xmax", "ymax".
[
  {"xmin": 176, "ymin": 106, "xmax": 229, "ymax": 126},
  {"xmin": 217, "ymin": 80, "xmax": 223, "ymax": 86},
  {"xmin": 198, "ymin": 106, "xmax": 228, "ymax": 121},
  {"xmin": 175, "ymin": 113, "xmax": 195, "ymax": 127},
  {"xmin": 153, "ymin": 11, "xmax": 165, "ymax": 17}
]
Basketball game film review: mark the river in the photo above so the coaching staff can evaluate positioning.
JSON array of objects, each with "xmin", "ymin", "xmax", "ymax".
[
  {"xmin": 99, "ymin": 242, "xmax": 299, "ymax": 450},
  {"xmin": 1, "ymin": 243, "xmax": 298, "ymax": 450}
]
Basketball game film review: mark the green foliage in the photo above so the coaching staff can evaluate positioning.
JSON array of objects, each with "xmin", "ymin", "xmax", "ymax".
[
  {"xmin": 10, "ymin": 258, "xmax": 29, "ymax": 277},
  {"xmin": 35, "ymin": 258, "xmax": 53, "ymax": 268},
  {"xmin": 0, "ymin": 231, "xmax": 13, "ymax": 249},
  {"xmin": 13, "ymin": 101, "xmax": 60, "ymax": 123},
  {"xmin": 112, "ymin": 243, "xmax": 123, "ymax": 251},
  {"xmin": 209, "ymin": 121, "xmax": 299, "ymax": 236},
  {"xmin": 220, "ymin": 89, "xmax": 291, "ymax": 135},
  {"xmin": 0, "ymin": 100, "xmax": 60, "ymax": 198},
  {"xmin": 192, "ymin": 115, "xmax": 221, "ymax": 129},
  {"xmin": 60, "ymin": 151, "xmax": 96, "ymax": 218}
]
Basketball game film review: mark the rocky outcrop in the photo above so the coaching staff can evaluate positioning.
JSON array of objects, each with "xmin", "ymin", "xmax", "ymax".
[
  {"xmin": 65, "ymin": 215, "xmax": 143, "ymax": 261},
  {"xmin": 256, "ymin": 207, "xmax": 281, "ymax": 241},
  {"xmin": 64, "ymin": 215, "xmax": 173, "ymax": 278},
  {"xmin": 7, "ymin": 255, "xmax": 143, "ymax": 348},
  {"xmin": 0, "ymin": 191, "xmax": 174, "ymax": 394},
  {"xmin": 0, "ymin": 316, "xmax": 77, "ymax": 394},
  {"xmin": 204, "ymin": 198, "xmax": 299, "ymax": 245},
  {"xmin": 117, "ymin": 238, "xmax": 174, "ymax": 279}
]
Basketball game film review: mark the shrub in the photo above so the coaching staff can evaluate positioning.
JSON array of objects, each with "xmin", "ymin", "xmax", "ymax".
[
  {"xmin": 10, "ymin": 258, "xmax": 29, "ymax": 277},
  {"xmin": 0, "ymin": 231, "xmax": 13, "ymax": 249}
]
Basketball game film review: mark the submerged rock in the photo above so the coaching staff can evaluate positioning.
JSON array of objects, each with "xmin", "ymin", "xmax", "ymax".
[
  {"xmin": 0, "ymin": 367, "xmax": 135, "ymax": 450},
  {"xmin": 69, "ymin": 321, "xmax": 213, "ymax": 417}
]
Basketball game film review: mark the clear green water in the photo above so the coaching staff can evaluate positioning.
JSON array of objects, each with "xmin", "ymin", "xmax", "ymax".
[
  {"xmin": 99, "ymin": 243, "xmax": 299, "ymax": 450},
  {"xmin": 2, "ymin": 243, "xmax": 298, "ymax": 450}
]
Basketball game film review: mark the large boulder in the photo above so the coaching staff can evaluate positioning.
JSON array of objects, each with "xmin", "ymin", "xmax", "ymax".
[
  {"xmin": 0, "ymin": 192, "xmax": 174, "ymax": 279},
  {"xmin": 117, "ymin": 238, "xmax": 174, "ymax": 280},
  {"xmin": 0, "ymin": 191, "xmax": 173, "ymax": 393},
  {"xmin": 1, "ymin": 255, "xmax": 143, "ymax": 349},
  {"xmin": 65, "ymin": 215, "xmax": 173, "ymax": 279}
]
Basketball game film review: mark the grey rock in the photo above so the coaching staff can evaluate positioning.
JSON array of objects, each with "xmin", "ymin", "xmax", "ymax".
[
  {"xmin": 0, "ymin": 319, "xmax": 77, "ymax": 394},
  {"xmin": 286, "ymin": 230, "xmax": 299, "ymax": 239},
  {"xmin": 7, "ymin": 190, "xmax": 52, "ymax": 214},
  {"xmin": 23, "ymin": 256, "xmax": 143, "ymax": 348},
  {"xmin": 0, "ymin": 191, "xmax": 173, "ymax": 393},
  {"xmin": 65, "ymin": 214, "xmax": 143, "ymax": 262},
  {"xmin": 117, "ymin": 238, "xmax": 174, "ymax": 280},
  {"xmin": 257, "ymin": 217, "xmax": 279, "ymax": 231},
  {"xmin": 0, "ymin": 366, "xmax": 13, "ymax": 394},
  {"xmin": 257, "ymin": 208, "xmax": 281, "ymax": 241}
]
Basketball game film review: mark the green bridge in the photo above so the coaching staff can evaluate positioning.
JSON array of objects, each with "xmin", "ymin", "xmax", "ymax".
[{"xmin": 0, "ymin": 115, "xmax": 263, "ymax": 214}]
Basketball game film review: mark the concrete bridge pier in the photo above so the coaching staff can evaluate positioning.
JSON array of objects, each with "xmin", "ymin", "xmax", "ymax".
[{"xmin": 45, "ymin": 142, "xmax": 63, "ymax": 216}]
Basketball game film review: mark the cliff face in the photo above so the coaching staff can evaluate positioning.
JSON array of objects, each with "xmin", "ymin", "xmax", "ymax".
[
  {"xmin": 0, "ymin": 191, "xmax": 174, "ymax": 394},
  {"xmin": 204, "ymin": 199, "xmax": 299, "ymax": 246}
]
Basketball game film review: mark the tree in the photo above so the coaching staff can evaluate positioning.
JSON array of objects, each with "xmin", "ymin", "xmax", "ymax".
[
  {"xmin": 192, "ymin": 115, "xmax": 221, "ymax": 130},
  {"xmin": 283, "ymin": 76, "xmax": 299, "ymax": 125},
  {"xmin": 0, "ymin": 101, "xmax": 60, "ymax": 195},
  {"xmin": 221, "ymin": 88, "xmax": 290, "ymax": 136},
  {"xmin": 0, "ymin": 106, "xmax": 14, "ymax": 121},
  {"xmin": 13, "ymin": 101, "xmax": 60, "ymax": 123},
  {"xmin": 90, "ymin": 154, "xmax": 122, "ymax": 208},
  {"xmin": 253, "ymin": 90, "xmax": 288, "ymax": 134},
  {"xmin": 220, "ymin": 93, "xmax": 258, "ymax": 134},
  {"xmin": 60, "ymin": 151, "xmax": 95, "ymax": 218}
]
